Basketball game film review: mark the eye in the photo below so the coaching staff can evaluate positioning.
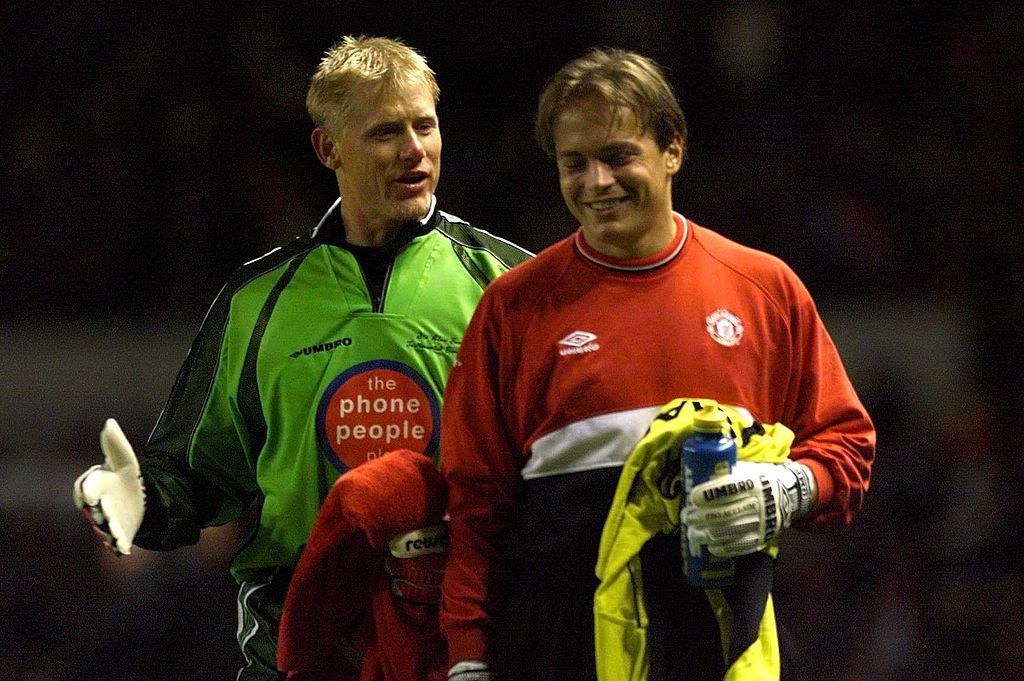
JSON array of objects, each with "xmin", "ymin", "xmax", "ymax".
[
  {"xmin": 369, "ymin": 123, "xmax": 402, "ymax": 140},
  {"xmin": 603, "ymin": 150, "xmax": 634, "ymax": 166},
  {"xmin": 558, "ymin": 157, "xmax": 585, "ymax": 173},
  {"xmin": 416, "ymin": 120, "xmax": 437, "ymax": 134}
]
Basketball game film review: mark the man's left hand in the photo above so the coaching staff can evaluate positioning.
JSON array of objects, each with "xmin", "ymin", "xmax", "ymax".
[{"xmin": 683, "ymin": 460, "xmax": 815, "ymax": 558}]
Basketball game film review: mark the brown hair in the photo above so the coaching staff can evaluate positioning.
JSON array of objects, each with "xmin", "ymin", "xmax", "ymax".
[{"xmin": 535, "ymin": 48, "xmax": 687, "ymax": 163}]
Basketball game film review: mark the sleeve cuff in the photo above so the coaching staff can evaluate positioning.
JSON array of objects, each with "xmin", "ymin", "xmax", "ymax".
[{"xmin": 797, "ymin": 457, "xmax": 834, "ymax": 514}]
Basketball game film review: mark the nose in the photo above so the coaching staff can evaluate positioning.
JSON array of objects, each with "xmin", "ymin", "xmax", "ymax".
[
  {"xmin": 399, "ymin": 127, "xmax": 426, "ymax": 162},
  {"xmin": 582, "ymin": 160, "xmax": 614, "ymax": 191}
]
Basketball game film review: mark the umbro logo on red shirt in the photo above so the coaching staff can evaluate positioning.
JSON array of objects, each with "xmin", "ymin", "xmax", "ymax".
[{"xmin": 558, "ymin": 331, "xmax": 600, "ymax": 356}]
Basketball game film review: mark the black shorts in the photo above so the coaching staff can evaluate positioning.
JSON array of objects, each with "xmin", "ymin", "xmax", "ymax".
[{"xmin": 490, "ymin": 533, "xmax": 803, "ymax": 681}]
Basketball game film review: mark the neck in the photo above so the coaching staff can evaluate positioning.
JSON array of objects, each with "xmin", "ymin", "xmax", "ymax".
[
  {"xmin": 339, "ymin": 211, "xmax": 400, "ymax": 247},
  {"xmin": 337, "ymin": 195, "xmax": 435, "ymax": 247},
  {"xmin": 584, "ymin": 209, "xmax": 677, "ymax": 260}
]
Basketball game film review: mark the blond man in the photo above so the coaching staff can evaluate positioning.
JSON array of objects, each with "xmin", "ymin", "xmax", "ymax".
[{"xmin": 74, "ymin": 36, "xmax": 530, "ymax": 680}]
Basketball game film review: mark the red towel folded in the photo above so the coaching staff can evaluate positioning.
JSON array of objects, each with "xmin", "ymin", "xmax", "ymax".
[{"xmin": 278, "ymin": 449, "xmax": 449, "ymax": 681}]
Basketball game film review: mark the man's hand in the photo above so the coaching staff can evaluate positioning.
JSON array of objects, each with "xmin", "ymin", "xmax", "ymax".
[
  {"xmin": 682, "ymin": 460, "xmax": 816, "ymax": 558},
  {"xmin": 72, "ymin": 419, "xmax": 146, "ymax": 556}
]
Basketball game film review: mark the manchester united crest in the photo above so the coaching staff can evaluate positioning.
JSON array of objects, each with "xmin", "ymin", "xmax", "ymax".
[{"xmin": 706, "ymin": 308, "xmax": 744, "ymax": 347}]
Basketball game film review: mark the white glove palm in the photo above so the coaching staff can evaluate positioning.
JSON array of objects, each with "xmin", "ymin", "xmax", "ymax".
[
  {"xmin": 683, "ymin": 460, "xmax": 815, "ymax": 558},
  {"xmin": 73, "ymin": 419, "xmax": 146, "ymax": 556}
]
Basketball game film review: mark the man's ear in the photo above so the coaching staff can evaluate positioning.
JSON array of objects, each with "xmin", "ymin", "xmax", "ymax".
[
  {"xmin": 312, "ymin": 127, "xmax": 342, "ymax": 170},
  {"xmin": 665, "ymin": 133, "xmax": 684, "ymax": 176}
]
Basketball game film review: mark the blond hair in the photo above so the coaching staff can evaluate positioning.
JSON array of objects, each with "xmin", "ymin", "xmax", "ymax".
[
  {"xmin": 535, "ymin": 48, "xmax": 687, "ymax": 163},
  {"xmin": 306, "ymin": 36, "xmax": 439, "ymax": 135}
]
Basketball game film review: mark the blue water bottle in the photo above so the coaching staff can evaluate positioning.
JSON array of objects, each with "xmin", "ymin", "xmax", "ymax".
[{"xmin": 682, "ymin": 405, "xmax": 737, "ymax": 588}]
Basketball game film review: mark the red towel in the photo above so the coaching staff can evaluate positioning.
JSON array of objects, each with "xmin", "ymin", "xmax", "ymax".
[{"xmin": 278, "ymin": 449, "xmax": 449, "ymax": 681}]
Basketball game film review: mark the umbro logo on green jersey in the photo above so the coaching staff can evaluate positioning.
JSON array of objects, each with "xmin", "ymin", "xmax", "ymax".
[{"xmin": 290, "ymin": 338, "xmax": 352, "ymax": 358}]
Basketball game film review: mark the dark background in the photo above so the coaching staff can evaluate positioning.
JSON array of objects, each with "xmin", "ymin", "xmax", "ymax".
[{"xmin": 2, "ymin": 2, "xmax": 1022, "ymax": 679}]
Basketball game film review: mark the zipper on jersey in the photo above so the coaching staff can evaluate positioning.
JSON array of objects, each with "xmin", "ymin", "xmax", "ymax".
[
  {"xmin": 345, "ymin": 224, "xmax": 427, "ymax": 312},
  {"xmin": 351, "ymin": 247, "xmax": 398, "ymax": 313},
  {"xmin": 376, "ymin": 256, "xmax": 395, "ymax": 313}
]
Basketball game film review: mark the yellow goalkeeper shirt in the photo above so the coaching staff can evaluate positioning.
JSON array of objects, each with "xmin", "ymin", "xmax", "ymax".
[{"xmin": 594, "ymin": 398, "xmax": 794, "ymax": 681}]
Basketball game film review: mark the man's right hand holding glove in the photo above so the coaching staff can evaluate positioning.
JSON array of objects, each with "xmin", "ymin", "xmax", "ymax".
[
  {"xmin": 683, "ymin": 459, "xmax": 816, "ymax": 558},
  {"xmin": 72, "ymin": 418, "xmax": 146, "ymax": 556}
]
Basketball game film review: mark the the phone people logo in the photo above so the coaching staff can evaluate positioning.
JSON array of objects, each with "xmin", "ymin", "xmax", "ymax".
[{"xmin": 316, "ymin": 360, "xmax": 440, "ymax": 471}]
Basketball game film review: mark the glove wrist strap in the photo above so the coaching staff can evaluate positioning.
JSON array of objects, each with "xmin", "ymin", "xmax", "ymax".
[{"xmin": 782, "ymin": 462, "xmax": 815, "ymax": 520}]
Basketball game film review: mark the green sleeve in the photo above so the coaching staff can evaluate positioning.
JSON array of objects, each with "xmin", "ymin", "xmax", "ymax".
[{"xmin": 135, "ymin": 241, "xmax": 313, "ymax": 550}]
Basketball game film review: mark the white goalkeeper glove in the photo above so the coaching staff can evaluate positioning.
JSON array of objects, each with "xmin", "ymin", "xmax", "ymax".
[
  {"xmin": 448, "ymin": 660, "xmax": 490, "ymax": 680},
  {"xmin": 682, "ymin": 460, "xmax": 816, "ymax": 558},
  {"xmin": 72, "ymin": 418, "xmax": 146, "ymax": 556}
]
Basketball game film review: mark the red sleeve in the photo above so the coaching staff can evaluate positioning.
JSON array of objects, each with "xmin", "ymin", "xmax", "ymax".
[
  {"xmin": 780, "ymin": 272, "xmax": 876, "ymax": 529},
  {"xmin": 439, "ymin": 286, "xmax": 524, "ymax": 665}
]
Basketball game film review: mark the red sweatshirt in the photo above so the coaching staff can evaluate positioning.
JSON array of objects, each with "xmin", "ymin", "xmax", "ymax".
[
  {"xmin": 278, "ymin": 449, "xmax": 448, "ymax": 681},
  {"xmin": 439, "ymin": 214, "xmax": 875, "ymax": 664}
]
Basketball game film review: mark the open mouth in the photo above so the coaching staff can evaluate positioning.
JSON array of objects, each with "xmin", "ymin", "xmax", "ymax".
[{"xmin": 397, "ymin": 171, "xmax": 429, "ymax": 186}]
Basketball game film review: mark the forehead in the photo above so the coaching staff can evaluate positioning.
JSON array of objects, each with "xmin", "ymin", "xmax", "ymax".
[
  {"xmin": 552, "ymin": 97, "xmax": 647, "ymax": 152},
  {"xmin": 346, "ymin": 81, "xmax": 438, "ymax": 130}
]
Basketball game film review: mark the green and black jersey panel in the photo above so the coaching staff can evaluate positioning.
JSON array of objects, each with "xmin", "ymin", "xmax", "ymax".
[
  {"xmin": 137, "ymin": 237, "xmax": 318, "ymax": 551},
  {"xmin": 434, "ymin": 208, "xmax": 532, "ymax": 288},
  {"xmin": 135, "ymin": 198, "xmax": 531, "ymax": 582}
]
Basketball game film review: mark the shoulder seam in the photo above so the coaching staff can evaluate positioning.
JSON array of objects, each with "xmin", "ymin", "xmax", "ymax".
[
  {"xmin": 690, "ymin": 228, "xmax": 793, "ymax": 320},
  {"xmin": 224, "ymin": 238, "xmax": 320, "ymax": 298},
  {"xmin": 434, "ymin": 212, "xmax": 533, "ymax": 271}
]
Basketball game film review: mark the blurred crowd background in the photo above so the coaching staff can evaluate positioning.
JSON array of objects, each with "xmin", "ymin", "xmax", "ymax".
[{"xmin": 2, "ymin": 2, "xmax": 1022, "ymax": 679}]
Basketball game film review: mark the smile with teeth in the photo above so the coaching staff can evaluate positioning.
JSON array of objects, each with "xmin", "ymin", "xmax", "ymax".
[{"xmin": 587, "ymin": 196, "xmax": 629, "ymax": 210}]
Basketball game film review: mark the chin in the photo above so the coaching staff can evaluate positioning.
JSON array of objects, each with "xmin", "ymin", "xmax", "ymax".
[
  {"xmin": 394, "ymin": 198, "xmax": 431, "ymax": 222},
  {"xmin": 586, "ymin": 220, "xmax": 630, "ymax": 238}
]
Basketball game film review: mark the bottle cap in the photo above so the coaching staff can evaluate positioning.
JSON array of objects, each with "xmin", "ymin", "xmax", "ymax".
[{"xmin": 693, "ymin": 405, "xmax": 727, "ymax": 434}]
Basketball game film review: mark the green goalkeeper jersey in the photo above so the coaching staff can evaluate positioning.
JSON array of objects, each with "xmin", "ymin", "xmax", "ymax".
[{"xmin": 134, "ymin": 198, "xmax": 531, "ymax": 582}]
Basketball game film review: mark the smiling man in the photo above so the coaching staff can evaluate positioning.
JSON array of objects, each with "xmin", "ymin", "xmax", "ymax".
[
  {"xmin": 547, "ymin": 90, "xmax": 682, "ymax": 260},
  {"xmin": 440, "ymin": 48, "xmax": 874, "ymax": 681},
  {"xmin": 72, "ymin": 36, "xmax": 531, "ymax": 680}
]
